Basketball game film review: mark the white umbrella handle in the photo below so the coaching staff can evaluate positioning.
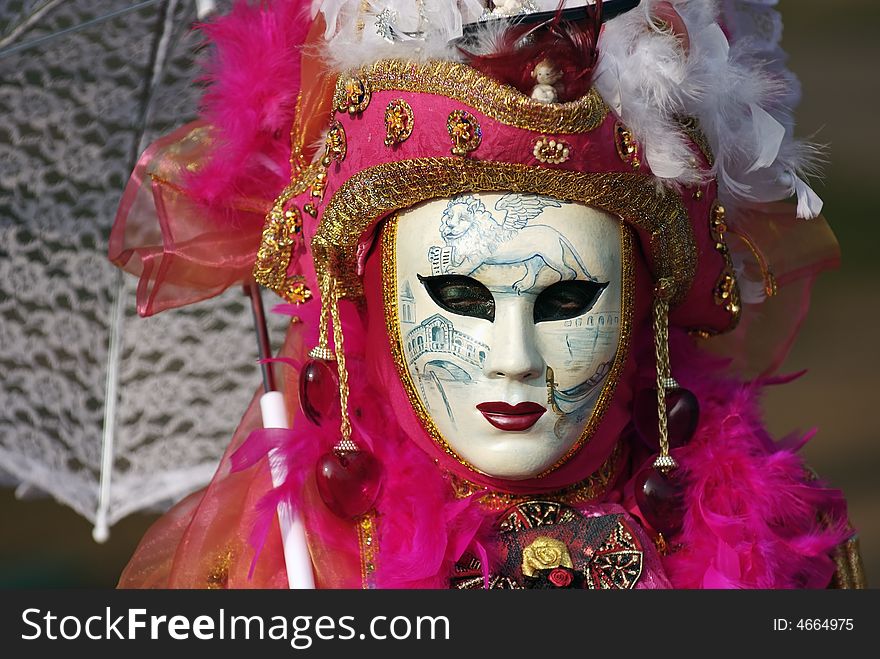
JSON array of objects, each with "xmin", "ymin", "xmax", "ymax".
[{"xmin": 260, "ymin": 391, "xmax": 316, "ymax": 589}]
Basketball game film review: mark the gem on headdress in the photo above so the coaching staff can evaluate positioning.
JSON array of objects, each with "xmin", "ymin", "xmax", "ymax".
[
  {"xmin": 265, "ymin": 205, "xmax": 301, "ymax": 247},
  {"xmin": 447, "ymin": 110, "xmax": 482, "ymax": 157},
  {"xmin": 254, "ymin": 204, "xmax": 310, "ymax": 304},
  {"xmin": 614, "ymin": 122, "xmax": 640, "ymax": 169},
  {"xmin": 310, "ymin": 170, "xmax": 328, "ymax": 199},
  {"xmin": 283, "ymin": 277, "xmax": 311, "ymax": 305},
  {"xmin": 325, "ymin": 121, "xmax": 347, "ymax": 162},
  {"xmin": 336, "ymin": 76, "xmax": 371, "ymax": 115},
  {"xmin": 310, "ymin": 122, "xmax": 347, "ymax": 200},
  {"xmin": 384, "ymin": 99, "xmax": 414, "ymax": 147},
  {"xmin": 708, "ymin": 202, "xmax": 742, "ymax": 322},
  {"xmin": 533, "ymin": 136, "xmax": 570, "ymax": 164},
  {"xmin": 374, "ymin": 7, "xmax": 398, "ymax": 43}
]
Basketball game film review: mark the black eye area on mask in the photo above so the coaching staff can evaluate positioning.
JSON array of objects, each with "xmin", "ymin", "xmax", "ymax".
[
  {"xmin": 418, "ymin": 274, "xmax": 495, "ymax": 321},
  {"xmin": 533, "ymin": 280, "xmax": 608, "ymax": 323}
]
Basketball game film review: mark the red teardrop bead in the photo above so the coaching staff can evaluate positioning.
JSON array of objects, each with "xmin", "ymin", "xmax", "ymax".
[
  {"xmin": 634, "ymin": 467, "xmax": 684, "ymax": 536},
  {"xmin": 299, "ymin": 359, "xmax": 340, "ymax": 426},
  {"xmin": 633, "ymin": 387, "xmax": 699, "ymax": 451},
  {"xmin": 315, "ymin": 450, "xmax": 383, "ymax": 519}
]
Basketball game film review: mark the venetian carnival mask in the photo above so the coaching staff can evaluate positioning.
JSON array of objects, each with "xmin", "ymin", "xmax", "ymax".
[{"xmin": 389, "ymin": 192, "xmax": 626, "ymax": 479}]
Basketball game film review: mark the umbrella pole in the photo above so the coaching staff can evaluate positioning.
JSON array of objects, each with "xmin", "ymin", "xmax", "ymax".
[{"xmin": 246, "ymin": 283, "xmax": 315, "ymax": 589}]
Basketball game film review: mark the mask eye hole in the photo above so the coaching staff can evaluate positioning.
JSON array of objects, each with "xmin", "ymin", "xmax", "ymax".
[
  {"xmin": 534, "ymin": 280, "xmax": 608, "ymax": 323},
  {"xmin": 417, "ymin": 274, "xmax": 495, "ymax": 322}
]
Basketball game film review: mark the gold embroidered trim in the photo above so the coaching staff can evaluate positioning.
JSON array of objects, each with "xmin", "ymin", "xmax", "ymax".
[
  {"xmin": 678, "ymin": 116, "xmax": 715, "ymax": 167},
  {"xmin": 206, "ymin": 548, "xmax": 233, "ymax": 589},
  {"xmin": 708, "ymin": 202, "xmax": 742, "ymax": 329},
  {"xmin": 316, "ymin": 159, "xmax": 696, "ymax": 305},
  {"xmin": 342, "ymin": 59, "xmax": 608, "ymax": 133},
  {"xmin": 381, "ymin": 212, "xmax": 635, "ymax": 477},
  {"xmin": 448, "ymin": 442, "xmax": 625, "ymax": 512},
  {"xmin": 253, "ymin": 165, "xmax": 320, "ymax": 303},
  {"xmin": 831, "ymin": 535, "xmax": 867, "ymax": 589},
  {"xmin": 357, "ymin": 513, "xmax": 378, "ymax": 589}
]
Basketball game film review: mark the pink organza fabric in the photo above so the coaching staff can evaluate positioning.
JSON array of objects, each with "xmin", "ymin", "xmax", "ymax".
[{"xmin": 109, "ymin": 122, "xmax": 269, "ymax": 317}]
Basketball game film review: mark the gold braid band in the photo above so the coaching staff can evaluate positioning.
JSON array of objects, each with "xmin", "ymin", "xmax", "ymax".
[{"xmin": 313, "ymin": 160, "xmax": 696, "ymax": 305}]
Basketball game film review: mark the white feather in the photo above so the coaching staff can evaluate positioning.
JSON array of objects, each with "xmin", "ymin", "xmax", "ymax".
[{"xmin": 746, "ymin": 103, "xmax": 785, "ymax": 173}]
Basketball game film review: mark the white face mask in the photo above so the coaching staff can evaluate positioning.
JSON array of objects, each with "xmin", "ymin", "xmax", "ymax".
[{"xmin": 390, "ymin": 192, "xmax": 625, "ymax": 480}]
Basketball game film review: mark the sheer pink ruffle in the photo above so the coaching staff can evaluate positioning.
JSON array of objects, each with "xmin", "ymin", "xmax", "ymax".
[
  {"xmin": 704, "ymin": 202, "xmax": 840, "ymax": 377},
  {"xmin": 109, "ymin": 122, "xmax": 269, "ymax": 317}
]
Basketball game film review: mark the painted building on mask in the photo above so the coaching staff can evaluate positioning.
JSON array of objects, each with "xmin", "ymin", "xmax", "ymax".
[{"xmin": 405, "ymin": 313, "xmax": 489, "ymax": 370}]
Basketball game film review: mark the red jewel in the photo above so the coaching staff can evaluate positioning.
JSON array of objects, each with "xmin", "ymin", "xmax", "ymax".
[
  {"xmin": 634, "ymin": 466, "xmax": 684, "ymax": 536},
  {"xmin": 315, "ymin": 449, "xmax": 383, "ymax": 519},
  {"xmin": 633, "ymin": 387, "xmax": 699, "ymax": 451},
  {"xmin": 548, "ymin": 568, "xmax": 572, "ymax": 587},
  {"xmin": 299, "ymin": 359, "xmax": 340, "ymax": 426}
]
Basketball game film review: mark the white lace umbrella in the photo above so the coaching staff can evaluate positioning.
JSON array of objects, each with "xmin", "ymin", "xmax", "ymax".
[{"xmin": 0, "ymin": 0, "xmax": 287, "ymax": 541}]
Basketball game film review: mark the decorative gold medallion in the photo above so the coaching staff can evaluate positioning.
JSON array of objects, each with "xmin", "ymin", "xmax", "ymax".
[
  {"xmin": 614, "ymin": 122, "xmax": 640, "ymax": 169},
  {"xmin": 533, "ymin": 136, "xmax": 571, "ymax": 164},
  {"xmin": 708, "ymin": 202, "xmax": 741, "ymax": 325},
  {"xmin": 310, "ymin": 169, "xmax": 328, "ymax": 200},
  {"xmin": 384, "ymin": 99, "xmax": 414, "ymax": 146},
  {"xmin": 310, "ymin": 121, "xmax": 347, "ymax": 201},
  {"xmin": 336, "ymin": 75, "xmax": 371, "ymax": 115},
  {"xmin": 253, "ymin": 203, "xmax": 311, "ymax": 305},
  {"xmin": 325, "ymin": 120, "xmax": 347, "ymax": 163},
  {"xmin": 447, "ymin": 110, "xmax": 482, "ymax": 156}
]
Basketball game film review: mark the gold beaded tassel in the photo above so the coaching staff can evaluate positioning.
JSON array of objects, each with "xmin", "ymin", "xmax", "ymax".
[
  {"xmin": 309, "ymin": 275, "xmax": 336, "ymax": 362},
  {"xmin": 327, "ymin": 277, "xmax": 357, "ymax": 453},
  {"xmin": 652, "ymin": 278, "xmax": 679, "ymax": 473}
]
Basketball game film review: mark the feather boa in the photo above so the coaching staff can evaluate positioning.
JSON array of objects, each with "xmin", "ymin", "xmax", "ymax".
[{"xmin": 658, "ymin": 332, "xmax": 850, "ymax": 588}]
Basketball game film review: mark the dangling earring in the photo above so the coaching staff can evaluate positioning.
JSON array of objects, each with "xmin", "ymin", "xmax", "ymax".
[
  {"xmin": 305, "ymin": 274, "xmax": 383, "ymax": 519},
  {"xmin": 546, "ymin": 366, "xmax": 562, "ymax": 414},
  {"xmin": 633, "ymin": 278, "xmax": 699, "ymax": 538},
  {"xmin": 299, "ymin": 274, "xmax": 340, "ymax": 425}
]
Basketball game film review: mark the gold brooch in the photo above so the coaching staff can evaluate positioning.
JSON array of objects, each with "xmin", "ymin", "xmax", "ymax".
[
  {"xmin": 384, "ymin": 99, "xmax": 414, "ymax": 146},
  {"xmin": 614, "ymin": 122, "xmax": 640, "ymax": 169},
  {"xmin": 447, "ymin": 110, "xmax": 482, "ymax": 157},
  {"xmin": 310, "ymin": 121, "xmax": 347, "ymax": 200},
  {"xmin": 336, "ymin": 75, "xmax": 371, "ymax": 115},
  {"xmin": 533, "ymin": 137, "xmax": 571, "ymax": 164}
]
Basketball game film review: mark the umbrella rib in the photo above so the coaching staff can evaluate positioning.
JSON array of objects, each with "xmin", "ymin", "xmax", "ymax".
[
  {"xmin": 0, "ymin": 0, "xmax": 163, "ymax": 58},
  {"xmin": 95, "ymin": 0, "xmax": 182, "ymax": 541},
  {"xmin": 0, "ymin": 0, "xmax": 66, "ymax": 52}
]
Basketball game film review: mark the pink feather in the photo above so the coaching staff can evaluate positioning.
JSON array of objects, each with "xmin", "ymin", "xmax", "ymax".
[
  {"xmin": 659, "ymin": 331, "xmax": 850, "ymax": 589},
  {"xmin": 185, "ymin": 0, "xmax": 311, "ymax": 219}
]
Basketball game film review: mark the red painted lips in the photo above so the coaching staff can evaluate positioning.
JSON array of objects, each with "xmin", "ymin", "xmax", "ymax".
[{"xmin": 475, "ymin": 401, "xmax": 547, "ymax": 431}]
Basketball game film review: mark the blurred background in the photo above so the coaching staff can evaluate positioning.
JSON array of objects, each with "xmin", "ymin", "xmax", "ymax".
[{"xmin": 1, "ymin": 0, "xmax": 877, "ymax": 587}]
